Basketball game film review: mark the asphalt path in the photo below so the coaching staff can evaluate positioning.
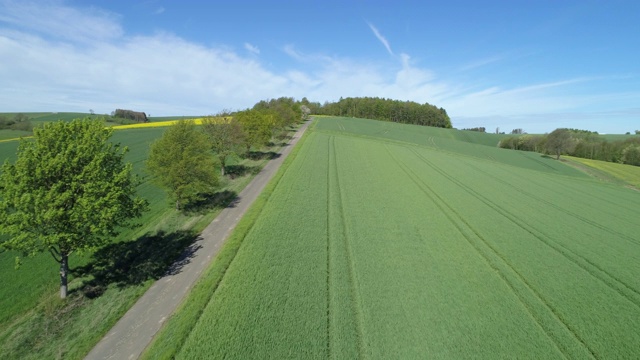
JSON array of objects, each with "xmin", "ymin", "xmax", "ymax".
[{"xmin": 85, "ymin": 119, "xmax": 311, "ymax": 360}]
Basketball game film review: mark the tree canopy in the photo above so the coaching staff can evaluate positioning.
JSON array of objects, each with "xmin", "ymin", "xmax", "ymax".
[
  {"xmin": 0, "ymin": 119, "xmax": 148, "ymax": 298},
  {"xmin": 146, "ymin": 120, "xmax": 219, "ymax": 210},
  {"xmin": 545, "ymin": 128, "xmax": 575, "ymax": 160},
  {"xmin": 234, "ymin": 109, "xmax": 273, "ymax": 152},
  {"xmin": 201, "ymin": 116, "xmax": 246, "ymax": 176},
  {"xmin": 252, "ymin": 97, "xmax": 302, "ymax": 128}
]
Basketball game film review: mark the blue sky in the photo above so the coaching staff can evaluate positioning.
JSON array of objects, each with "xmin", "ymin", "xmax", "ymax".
[{"xmin": 0, "ymin": 0, "xmax": 638, "ymax": 133}]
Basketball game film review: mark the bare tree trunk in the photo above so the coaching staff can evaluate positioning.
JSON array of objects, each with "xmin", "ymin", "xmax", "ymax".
[
  {"xmin": 60, "ymin": 253, "xmax": 68, "ymax": 299},
  {"xmin": 221, "ymin": 164, "xmax": 225, "ymax": 176},
  {"xmin": 176, "ymin": 199, "xmax": 180, "ymax": 210}
]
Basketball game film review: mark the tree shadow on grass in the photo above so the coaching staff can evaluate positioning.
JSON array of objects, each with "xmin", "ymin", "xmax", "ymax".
[
  {"xmin": 247, "ymin": 150, "xmax": 281, "ymax": 160},
  {"xmin": 182, "ymin": 189, "xmax": 239, "ymax": 215},
  {"xmin": 275, "ymin": 134, "xmax": 292, "ymax": 142},
  {"xmin": 73, "ymin": 229, "xmax": 200, "ymax": 298},
  {"xmin": 226, "ymin": 164, "xmax": 261, "ymax": 179}
]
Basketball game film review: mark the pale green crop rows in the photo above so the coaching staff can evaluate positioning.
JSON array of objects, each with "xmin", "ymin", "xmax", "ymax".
[{"xmin": 172, "ymin": 117, "xmax": 640, "ymax": 358}]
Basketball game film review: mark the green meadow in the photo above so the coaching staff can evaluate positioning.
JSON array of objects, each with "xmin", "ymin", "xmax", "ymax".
[{"xmin": 148, "ymin": 116, "xmax": 640, "ymax": 359}]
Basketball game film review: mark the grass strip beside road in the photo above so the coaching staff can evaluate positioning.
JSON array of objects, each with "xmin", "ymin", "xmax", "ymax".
[
  {"xmin": 566, "ymin": 156, "xmax": 640, "ymax": 189},
  {"xmin": 140, "ymin": 125, "xmax": 311, "ymax": 359}
]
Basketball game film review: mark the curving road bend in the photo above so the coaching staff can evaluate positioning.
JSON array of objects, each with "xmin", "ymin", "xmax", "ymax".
[{"xmin": 85, "ymin": 119, "xmax": 311, "ymax": 360}]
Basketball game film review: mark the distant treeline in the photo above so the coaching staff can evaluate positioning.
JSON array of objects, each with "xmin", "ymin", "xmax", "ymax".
[
  {"xmin": 462, "ymin": 127, "xmax": 486, "ymax": 132},
  {"xmin": 0, "ymin": 113, "xmax": 32, "ymax": 131},
  {"xmin": 302, "ymin": 96, "xmax": 451, "ymax": 128},
  {"xmin": 499, "ymin": 129, "xmax": 640, "ymax": 166}
]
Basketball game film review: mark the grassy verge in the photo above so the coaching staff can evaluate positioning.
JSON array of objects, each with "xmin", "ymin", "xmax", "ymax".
[
  {"xmin": 140, "ymin": 123, "xmax": 311, "ymax": 359},
  {"xmin": 565, "ymin": 156, "xmax": 640, "ymax": 189}
]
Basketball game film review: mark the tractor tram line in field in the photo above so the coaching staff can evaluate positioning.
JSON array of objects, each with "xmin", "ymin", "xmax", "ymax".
[
  {"xmin": 467, "ymin": 158, "xmax": 640, "ymax": 247},
  {"xmin": 410, "ymin": 148, "xmax": 640, "ymax": 309},
  {"xmin": 383, "ymin": 144, "xmax": 593, "ymax": 359},
  {"xmin": 514, "ymin": 161, "xmax": 640, "ymax": 221},
  {"xmin": 328, "ymin": 135, "xmax": 368, "ymax": 359},
  {"xmin": 466, "ymin": 158, "xmax": 640, "ymax": 229},
  {"xmin": 407, "ymin": 143, "xmax": 640, "ymax": 356},
  {"xmin": 415, "ymin": 147, "xmax": 640, "ymax": 331},
  {"xmin": 455, "ymin": 159, "xmax": 640, "ymax": 306},
  {"xmin": 325, "ymin": 136, "xmax": 332, "ymax": 359}
]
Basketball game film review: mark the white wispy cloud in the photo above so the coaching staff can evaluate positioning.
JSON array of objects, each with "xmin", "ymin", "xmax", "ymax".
[
  {"xmin": 0, "ymin": 1, "xmax": 637, "ymax": 133},
  {"xmin": 0, "ymin": 0, "xmax": 122, "ymax": 43},
  {"xmin": 154, "ymin": 7, "xmax": 165, "ymax": 15},
  {"xmin": 283, "ymin": 44, "xmax": 305, "ymax": 61},
  {"xmin": 244, "ymin": 42, "xmax": 260, "ymax": 55},
  {"xmin": 459, "ymin": 55, "xmax": 503, "ymax": 71},
  {"xmin": 367, "ymin": 22, "xmax": 393, "ymax": 55}
]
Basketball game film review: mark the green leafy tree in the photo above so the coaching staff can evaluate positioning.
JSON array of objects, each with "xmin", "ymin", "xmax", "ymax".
[
  {"xmin": 0, "ymin": 119, "xmax": 148, "ymax": 299},
  {"xmin": 622, "ymin": 145, "xmax": 640, "ymax": 166},
  {"xmin": 146, "ymin": 120, "xmax": 218, "ymax": 210},
  {"xmin": 13, "ymin": 113, "xmax": 29, "ymax": 123},
  {"xmin": 235, "ymin": 109, "xmax": 273, "ymax": 152},
  {"xmin": 546, "ymin": 128, "xmax": 575, "ymax": 160},
  {"xmin": 201, "ymin": 116, "xmax": 246, "ymax": 176},
  {"xmin": 253, "ymin": 97, "xmax": 302, "ymax": 128}
]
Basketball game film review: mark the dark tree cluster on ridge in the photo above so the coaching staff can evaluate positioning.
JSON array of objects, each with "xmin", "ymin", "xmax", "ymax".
[
  {"xmin": 462, "ymin": 127, "xmax": 486, "ymax": 132},
  {"xmin": 113, "ymin": 109, "xmax": 149, "ymax": 123},
  {"xmin": 307, "ymin": 96, "xmax": 452, "ymax": 128}
]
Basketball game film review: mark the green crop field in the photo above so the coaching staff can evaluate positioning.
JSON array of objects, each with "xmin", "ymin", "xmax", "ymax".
[
  {"xmin": 150, "ymin": 116, "xmax": 640, "ymax": 359},
  {"xmin": 598, "ymin": 133, "xmax": 638, "ymax": 141}
]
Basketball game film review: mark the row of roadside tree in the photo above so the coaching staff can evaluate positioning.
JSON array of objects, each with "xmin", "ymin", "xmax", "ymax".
[
  {"xmin": 0, "ymin": 97, "xmax": 306, "ymax": 299},
  {"xmin": 146, "ymin": 97, "xmax": 306, "ymax": 211}
]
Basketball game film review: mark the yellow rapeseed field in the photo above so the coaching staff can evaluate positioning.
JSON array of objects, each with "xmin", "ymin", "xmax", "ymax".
[
  {"xmin": 111, "ymin": 117, "xmax": 232, "ymax": 129},
  {"xmin": 0, "ymin": 117, "xmax": 231, "ymax": 143}
]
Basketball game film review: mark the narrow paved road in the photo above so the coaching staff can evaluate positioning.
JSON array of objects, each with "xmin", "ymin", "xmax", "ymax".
[{"xmin": 85, "ymin": 119, "xmax": 311, "ymax": 360}]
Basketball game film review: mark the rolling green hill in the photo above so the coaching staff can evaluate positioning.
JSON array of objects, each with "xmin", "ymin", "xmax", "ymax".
[{"xmin": 314, "ymin": 116, "xmax": 586, "ymax": 176}]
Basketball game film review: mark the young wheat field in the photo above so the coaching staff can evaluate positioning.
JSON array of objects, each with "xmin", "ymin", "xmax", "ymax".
[{"xmin": 150, "ymin": 116, "xmax": 640, "ymax": 359}]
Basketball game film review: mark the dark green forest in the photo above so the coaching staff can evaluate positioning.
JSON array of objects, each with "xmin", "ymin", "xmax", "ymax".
[{"xmin": 300, "ymin": 96, "xmax": 451, "ymax": 128}]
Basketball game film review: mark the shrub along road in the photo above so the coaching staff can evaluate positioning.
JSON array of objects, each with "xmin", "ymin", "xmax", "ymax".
[{"xmin": 85, "ymin": 119, "xmax": 311, "ymax": 360}]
